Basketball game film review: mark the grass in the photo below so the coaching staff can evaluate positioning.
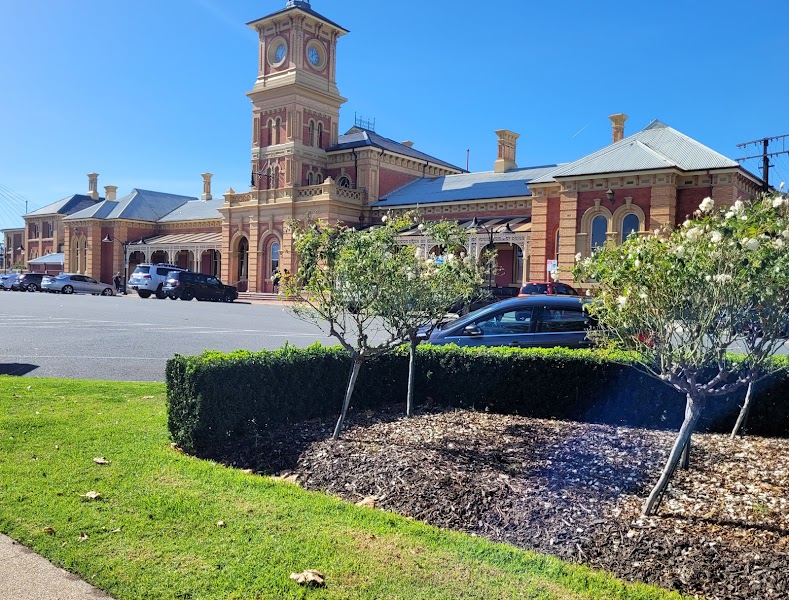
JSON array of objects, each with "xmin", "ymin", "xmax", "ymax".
[{"xmin": 0, "ymin": 377, "xmax": 685, "ymax": 600}]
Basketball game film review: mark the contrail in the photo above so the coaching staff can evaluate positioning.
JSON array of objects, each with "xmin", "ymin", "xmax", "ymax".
[{"xmin": 571, "ymin": 122, "xmax": 592, "ymax": 139}]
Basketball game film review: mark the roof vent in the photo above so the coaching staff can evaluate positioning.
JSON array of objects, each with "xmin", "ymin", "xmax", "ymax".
[{"xmin": 401, "ymin": 140, "xmax": 414, "ymax": 148}]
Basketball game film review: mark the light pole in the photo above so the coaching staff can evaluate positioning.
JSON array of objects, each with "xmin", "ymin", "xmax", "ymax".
[
  {"xmin": 467, "ymin": 218, "xmax": 513, "ymax": 289},
  {"xmin": 16, "ymin": 244, "xmax": 25, "ymax": 272}
]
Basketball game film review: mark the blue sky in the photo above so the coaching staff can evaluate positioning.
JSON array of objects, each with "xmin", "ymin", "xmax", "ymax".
[{"xmin": 1, "ymin": 0, "xmax": 788, "ymax": 231}]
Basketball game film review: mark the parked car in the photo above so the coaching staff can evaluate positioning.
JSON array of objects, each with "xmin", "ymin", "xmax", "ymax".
[
  {"xmin": 128, "ymin": 263, "xmax": 185, "ymax": 299},
  {"xmin": 423, "ymin": 295, "xmax": 594, "ymax": 349},
  {"xmin": 0, "ymin": 273, "xmax": 19, "ymax": 291},
  {"xmin": 163, "ymin": 270, "xmax": 238, "ymax": 302},
  {"xmin": 11, "ymin": 273, "xmax": 45, "ymax": 292},
  {"xmin": 42, "ymin": 273, "xmax": 115, "ymax": 296},
  {"xmin": 518, "ymin": 281, "xmax": 579, "ymax": 297}
]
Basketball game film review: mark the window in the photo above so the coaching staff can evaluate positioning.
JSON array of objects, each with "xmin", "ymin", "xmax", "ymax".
[
  {"xmin": 591, "ymin": 215, "xmax": 607, "ymax": 250},
  {"xmin": 622, "ymin": 213, "xmax": 640, "ymax": 241},
  {"xmin": 538, "ymin": 306, "xmax": 592, "ymax": 333},
  {"xmin": 337, "ymin": 175, "xmax": 351, "ymax": 188},
  {"xmin": 316, "ymin": 122, "xmax": 323, "ymax": 149},
  {"xmin": 270, "ymin": 242, "xmax": 280, "ymax": 276},
  {"xmin": 475, "ymin": 308, "xmax": 534, "ymax": 335},
  {"xmin": 274, "ymin": 117, "xmax": 282, "ymax": 145},
  {"xmin": 308, "ymin": 120, "xmax": 315, "ymax": 146},
  {"xmin": 307, "ymin": 172, "xmax": 314, "ymax": 185},
  {"xmin": 514, "ymin": 246, "xmax": 524, "ymax": 285},
  {"xmin": 315, "ymin": 173, "xmax": 323, "ymax": 184}
]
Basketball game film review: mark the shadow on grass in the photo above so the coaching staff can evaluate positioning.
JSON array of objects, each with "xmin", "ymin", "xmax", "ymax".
[{"xmin": 0, "ymin": 363, "xmax": 39, "ymax": 376}]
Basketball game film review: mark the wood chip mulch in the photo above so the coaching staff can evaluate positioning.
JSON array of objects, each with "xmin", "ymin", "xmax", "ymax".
[{"xmin": 213, "ymin": 407, "xmax": 789, "ymax": 600}]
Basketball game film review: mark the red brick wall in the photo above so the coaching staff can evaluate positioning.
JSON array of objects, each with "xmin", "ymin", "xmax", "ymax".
[
  {"xmin": 576, "ymin": 188, "xmax": 651, "ymax": 229},
  {"xmin": 546, "ymin": 197, "xmax": 561, "ymax": 264},
  {"xmin": 379, "ymin": 169, "xmax": 419, "ymax": 197},
  {"xmin": 676, "ymin": 188, "xmax": 711, "ymax": 226}
]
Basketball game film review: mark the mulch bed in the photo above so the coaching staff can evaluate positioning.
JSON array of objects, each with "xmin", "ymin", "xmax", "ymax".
[{"xmin": 212, "ymin": 407, "xmax": 789, "ymax": 600}]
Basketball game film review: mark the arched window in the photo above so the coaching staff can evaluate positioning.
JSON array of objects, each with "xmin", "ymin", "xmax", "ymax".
[
  {"xmin": 337, "ymin": 175, "xmax": 351, "ymax": 188},
  {"xmin": 622, "ymin": 213, "xmax": 640, "ymax": 241},
  {"xmin": 315, "ymin": 173, "xmax": 323, "ymax": 184},
  {"xmin": 316, "ymin": 122, "xmax": 323, "ymax": 148},
  {"xmin": 267, "ymin": 119, "xmax": 274, "ymax": 145},
  {"xmin": 237, "ymin": 238, "xmax": 249, "ymax": 281},
  {"xmin": 307, "ymin": 172, "xmax": 314, "ymax": 185},
  {"xmin": 274, "ymin": 117, "xmax": 282, "ymax": 145},
  {"xmin": 591, "ymin": 215, "xmax": 608, "ymax": 251},
  {"xmin": 270, "ymin": 242, "xmax": 280, "ymax": 277},
  {"xmin": 308, "ymin": 120, "xmax": 315, "ymax": 147}
]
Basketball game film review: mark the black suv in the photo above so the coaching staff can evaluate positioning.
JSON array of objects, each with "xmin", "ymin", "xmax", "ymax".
[
  {"xmin": 12, "ymin": 273, "xmax": 45, "ymax": 292},
  {"xmin": 163, "ymin": 271, "xmax": 238, "ymax": 302}
]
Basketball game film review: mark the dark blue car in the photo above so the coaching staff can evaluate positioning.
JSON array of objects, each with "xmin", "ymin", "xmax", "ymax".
[{"xmin": 424, "ymin": 295, "xmax": 594, "ymax": 349}]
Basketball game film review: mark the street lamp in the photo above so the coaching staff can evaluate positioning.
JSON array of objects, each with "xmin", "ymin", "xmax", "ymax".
[
  {"xmin": 606, "ymin": 189, "xmax": 615, "ymax": 204},
  {"xmin": 467, "ymin": 218, "xmax": 514, "ymax": 289},
  {"xmin": 102, "ymin": 235, "xmax": 139, "ymax": 294}
]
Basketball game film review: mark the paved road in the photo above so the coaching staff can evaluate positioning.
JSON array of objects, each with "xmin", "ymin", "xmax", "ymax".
[{"xmin": 0, "ymin": 291, "xmax": 340, "ymax": 381}]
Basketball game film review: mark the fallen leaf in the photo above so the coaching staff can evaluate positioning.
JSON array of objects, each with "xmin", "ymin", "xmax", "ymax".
[
  {"xmin": 289, "ymin": 569, "xmax": 325, "ymax": 587},
  {"xmin": 141, "ymin": 396, "xmax": 154, "ymax": 399},
  {"xmin": 26, "ymin": 386, "xmax": 32, "ymax": 391},
  {"xmin": 242, "ymin": 469, "xmax": 254, "ymax": 475},
  {"xmin": 43, "ymin": 527, "xmax": 55, "ymax": 535},
  {"xmin": 93, "ymin": 457, "xmax": 110, "ymax": 465},
  {"xmin": 216, "ymin": 521, "xmax": 226, "ymax": 528},
  {"xmin": 79, "ymin": 532, "xmax": 89, "ymax": 542},
  {"xmin": 81, "ymin": 491, "xmax": 101, "ymax": 500},
  {"xmin": 356, "ymin": 496, "xmax": 378, "ymax": 509},
  {"xmin": 110, "ymin": 528, "xmax": 122, "ymax": 533}
]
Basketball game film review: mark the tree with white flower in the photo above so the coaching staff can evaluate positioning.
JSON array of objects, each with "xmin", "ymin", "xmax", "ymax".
[{"xmin": 574, "ymin": 191, "xmax": 789, "ymax": 516}]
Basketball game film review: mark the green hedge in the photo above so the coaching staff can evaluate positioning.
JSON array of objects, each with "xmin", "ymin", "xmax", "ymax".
[{"xmin": 166, "ymin": 344, "xmax": 789, "ymax": 453}]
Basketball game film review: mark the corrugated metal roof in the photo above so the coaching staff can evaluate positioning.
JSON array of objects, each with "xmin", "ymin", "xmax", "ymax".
[
  {"xmin": 373, "ymin": 165, "xmax": 558, "ymax": 207},
  {"xmin": 26, "ymin": 194, "xmax": 101, "ymax": 217},
  {"xmin": 137, "ymin": 232, "xmax": 222, "ymax": 245},
  {"xmin": 397, "ymin": 217, "xmax": 531, "ymax": 237},
  {"xmin": 28, "ymin": 252, "xmax": 64, "ymax": 265},
  {"xmin": 65, "ymin": 189, "xmax": 197, "ymax": 222},
  {"xmin": 327, "ymin": 127, "xmax": 464, "ymax": 172},
  {"xmin": 531, "ymin": 120, "xmax": 741, "ymax": 183},
  {"xmin": 158, "ymin": 199, "xmax": 224, "ymax": 222},
  {"xmin": 246, "ymin": 2, "xmax": 348, "ymax": 34}
]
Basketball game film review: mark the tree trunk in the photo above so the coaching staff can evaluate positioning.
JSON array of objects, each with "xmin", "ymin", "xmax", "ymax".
[
  {"xmin": 406, "ymin": 337, "xmax": 418, "ymax": 417},
  {"xmin": 642, "ymin": 393, "xmax": 705, "ymax": 516},
  {"xmin": 679, "ymin": 439, "xmax": 690, "ymax": 470},
  {"xmin": 731, "ymin": 380, "xmax": 755, "ymax": 439},
  {"xmin": 332, "ymin": 357, "xmax": 363, "ymax": 440}
]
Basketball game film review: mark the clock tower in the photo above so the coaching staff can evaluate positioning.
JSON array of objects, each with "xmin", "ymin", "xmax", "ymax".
[{"xmin": 246, "ymin": 0, "xmax": 348, "ymax": 192}]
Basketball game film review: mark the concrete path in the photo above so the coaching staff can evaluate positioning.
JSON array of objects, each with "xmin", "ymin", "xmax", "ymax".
[{"xmin": 0, "ymin": 534, "xmax": 112, "ymax": 600}]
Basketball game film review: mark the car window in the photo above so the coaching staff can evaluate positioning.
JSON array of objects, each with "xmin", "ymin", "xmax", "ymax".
[
  {"xmin": 133, "ymin": 266, "xmax": 150, "ymax": 274},
  {"xmin": 71, "ymin": 275, "xmax": 85, "ymax": 282},
  {"xmin": 86, "ymin": 277, "xmax": 97, "ymax": 284},
  {"xmin": 156, "ymin": 268, "xmax": 173, "ymax": 276},
  {"xmin": 538, "ymin": 306, "xmax": 591, "ymax": 333},
  {"xmin": 553, "ymin": 284, "xmax": 574, "ymax": 295},
  {"xmin": 521, "ymin": 283, "xmax": 548, "ymax": 295},
  {"xmin": 474, "ymin": 308, "xmax": 534, "ymax": 335},
  {"xmin": 207, "ymin": 277, "xmax": 219, "ymax": 285}
]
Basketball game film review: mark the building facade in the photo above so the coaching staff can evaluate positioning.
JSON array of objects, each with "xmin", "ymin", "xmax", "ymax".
[{"xmin": 7, "ymin": 0, "xmax": 762, "ymax": 291}]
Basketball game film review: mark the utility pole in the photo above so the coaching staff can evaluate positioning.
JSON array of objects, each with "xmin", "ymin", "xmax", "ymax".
[{"xmin": 737, "ymin": 134, "xmax": 789, "ymax": 192}]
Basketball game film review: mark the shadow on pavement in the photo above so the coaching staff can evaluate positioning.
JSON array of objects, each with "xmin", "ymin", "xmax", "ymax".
[{"xmin": 0, "ymin": 363, "xmax": 39, "ymax": 376}]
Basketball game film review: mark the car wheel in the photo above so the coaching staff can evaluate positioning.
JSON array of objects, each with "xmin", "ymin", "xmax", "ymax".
[
  {"xmin": 168, "ymin": 295, "xmax": 178, "ymax": 300},
  {"xmin": 181, "ymin": 289, "xmax": 193, "ymax": 301},
  {"xmin": 138, "ymin": 290, "xmax": 152, "ymax": 299},
  {"xmin": 62, "ymin": 285, "xmax": 74, "ymax": 294},
  {"xmin": 27, "ymin": 283, "xmax": 38, "ymax": 292},
  {"xmin": 225, "ymin": 293, "xmax": 234, "ymax": 303},
  {"xmin": 101, "ymin": 288, "xmax": 113, "ymax": 296},
  {"xmin": 155, "ymin": 286, "xmax": 167, "ymax": 300}
]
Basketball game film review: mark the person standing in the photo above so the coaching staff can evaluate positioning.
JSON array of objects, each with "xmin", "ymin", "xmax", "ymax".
[{"xmin": 113, "ymin": 272, "xmax": 123, "ymax": 295}]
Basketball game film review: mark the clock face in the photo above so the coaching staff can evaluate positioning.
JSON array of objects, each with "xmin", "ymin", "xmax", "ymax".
[
  {"xmin": 308, "ymin": 46, "xmax": 321, "ymax": 66},
  {"xmin": 275, "ymin": 44, "xmax": 287, "ymax": 63}
]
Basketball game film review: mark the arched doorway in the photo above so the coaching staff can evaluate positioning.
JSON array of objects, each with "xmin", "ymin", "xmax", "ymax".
[
  {"xmin": 175, "ymin": 250, "xmax": 194, "ymax": 271},
  {"xmin": 236, "ymin": 237, "xmax": 249, "ymax": 292},
  {"xmin": 151, "ymin": 250, "xmax": 169, "ymax": 264},
  {"xmin": 128, "ymin": 250, "xmax": 145, "ymax": 275},
  {"xmin": 201, "ymin": 249, "xmax": 220, "ymax": 276}
]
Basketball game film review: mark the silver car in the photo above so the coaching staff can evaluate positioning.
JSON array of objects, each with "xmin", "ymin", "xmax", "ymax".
[
  {"xmin": 42, "ymin": 274, "xmax": 115, "ymax": 296},
  {"xmin": 0, "ymin": 274, "xmax": 19, "ymax": 290}
]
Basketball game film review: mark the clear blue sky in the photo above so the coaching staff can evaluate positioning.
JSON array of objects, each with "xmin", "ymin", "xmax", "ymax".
[{"xmin": 2, "ymin": 0, "xmax": 788, "ymax": 231}]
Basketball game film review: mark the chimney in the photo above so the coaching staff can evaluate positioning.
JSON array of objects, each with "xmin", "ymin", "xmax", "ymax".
[
  {"xmin": 87, "ymin": 173, "xmax": 99, "ymax": 200},
  {"xmin": 401, "ymin": 140, "xmax": 414, "ymax": 148},
  {"xmin": 609, "ymin": 113, "xmax": 628, "ymax": 143},
  {"xmin": 201, "ymin": 173, "xmax": 213, "ymax": 201},
  {"xmin": 494, "ymin": 130, "xmax": 519, "ymax": 173},
  {"xmin": 104, "ymin": 185, "xmax": 118, "ymax": 201}
]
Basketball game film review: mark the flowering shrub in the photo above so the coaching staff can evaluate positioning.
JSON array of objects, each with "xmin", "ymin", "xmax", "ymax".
[{"xmin": 574, "ymin": 189, "xmax": 789, "ymax": 515}]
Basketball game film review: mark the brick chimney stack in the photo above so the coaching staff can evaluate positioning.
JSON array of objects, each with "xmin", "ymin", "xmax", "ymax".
[
  {"xmin": 609, "ymin": 113, "xmax": 628, "ymax": 143},
  {"xmin": 201, "ymin": 173, "xmax": 213, "ymax": 201},
  {"xmin": 87, "ymin": 173, "xmax": 99, "ymax": 200},
  {"xmin": 104, "ymin": 185, "xmax": 118, "ymax": 201},
  {"xmin": 494, "ymin": 130, "xmax": 519, "ymax": 173}
]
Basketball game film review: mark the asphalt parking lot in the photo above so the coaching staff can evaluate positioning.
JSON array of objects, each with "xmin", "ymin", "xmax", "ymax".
[{"xmin": 0, "ymin": 290, "xmax": 338, "ymax": 381}]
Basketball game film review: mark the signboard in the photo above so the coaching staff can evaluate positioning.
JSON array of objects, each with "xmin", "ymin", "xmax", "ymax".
[
  {"xmin": 435, "ymin": 256, "xmax": 445, "ymax": 266},
  {"xmin": 546, "ymin": 259, "xmax": 558, "ymax": 278}
]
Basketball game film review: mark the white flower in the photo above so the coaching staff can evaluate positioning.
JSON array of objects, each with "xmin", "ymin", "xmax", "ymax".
[
  {"xmin": 381, "ymin": 215, "xmax": 388, "ymax": 223},
  {"xmin": 585, "ymin": 289, "xmax": 591, "ymax": 297},
  {"xmin": 783, "ymin": 229, "xmax": 789, "ymax": 240},
  {"xmin": 725, "ymin": 211, "xmax": 735, "ymax": 219},
  {"xmin": 575, "ymin": 252, "xmax": 582, "ymax": 262},
  {"xmin": 638, "ymin": 292, "xmax": 648, "ymax": 300},
  {"xmin": 710, "ymin": 231, "xmax": 723, "ymax": 244},
  {"xmin": 414, "ymin": 247, "xmax": 424, "ymax": 259},
  {"xmin": 713, "ymin": 274, "xmax": 732, "ymax": 283},
  {"xmin": 617, "ymin": 295, "xmax": 627, "ymax": 308},
  {"xmin": 705, "ymin": 275, "xmax": 712, "ymax": 282},
  {"xmin": 634, "ymin": 259, "xmax": 641, "ymax": 268},
  {"xmin": 682, "ymin": 220, "xmax": 692, "ymax": 228},
  {"xmin": 773, "ymin": 196, "xmax": 785, "ymax": 208},
  {"xmin": 685, "ymin": 227, "xmax": 703, "ymax": 242},
  {"xmin": 446, "ymin": 253, "xmax": 455, "ymax": 262},
  {"xmin": 417, "ymin": 223, "xmax": 425, "ymax": 231},
  {"xmin": 733, "ymin": 200, "xmax": 745, "ymax": 213},
  {"xmin": 699, "ymin": 197, "xmax": 715, "ymax": 213},
  {"xmin": 675, "ymin": 245, "xmax": 685, "ymax": 256},
  {"xmin": 775, "ymin": 238, "xmax": 785, "ymax": 249},
  {"xmin": 743, "ymin": 238, "xmax": 760, "ymax": 251}
]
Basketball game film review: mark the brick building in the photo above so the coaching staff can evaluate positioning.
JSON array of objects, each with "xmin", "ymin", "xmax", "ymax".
[{"xmin": 7, "ymin": 0, "xmax": 762, "ymax": 292}]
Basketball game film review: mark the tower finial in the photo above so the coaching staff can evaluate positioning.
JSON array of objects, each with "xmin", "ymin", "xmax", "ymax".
[{"xmin": 285, "ymin": 0, "xmax": 310, "ymax": 8}]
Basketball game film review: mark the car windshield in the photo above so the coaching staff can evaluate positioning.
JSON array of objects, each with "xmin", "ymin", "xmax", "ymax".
[
  {"xmin": 521, "ymin": 284, "xmax": 548, "ymax": 294},
  {"xmin": 56, "ymin": 275, "xmax": 70, "ymax": 279},
  {"xmin": 133, "ymin": 266, "xmax": 150, "ymax": 274}
]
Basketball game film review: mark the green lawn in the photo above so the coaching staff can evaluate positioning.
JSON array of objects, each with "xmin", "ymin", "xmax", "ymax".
[{"xmin": 0, "ymin": 377, "xmax": 684, "ymax": 600}]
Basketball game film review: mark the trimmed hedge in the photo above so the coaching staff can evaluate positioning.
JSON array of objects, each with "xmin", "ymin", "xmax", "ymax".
[{"xmin": 166, "ymin": 344, "xmax": 789, "ymax": 453}]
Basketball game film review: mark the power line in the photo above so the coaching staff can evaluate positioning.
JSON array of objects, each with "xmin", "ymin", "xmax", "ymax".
[{"xmin": 736, "ymin": 134, "xmax": 789, "ymax": 192}]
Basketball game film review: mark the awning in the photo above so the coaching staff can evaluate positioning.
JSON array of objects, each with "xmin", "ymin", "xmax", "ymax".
[
  {"xmin": 28, "ymin": 252, "xmax": 64, "ymax": 265},
  {"xmin": 397, "ymin": 217, "xmax": 531, "ymax": 237},
  {"xmin": 136, "ymin": 233, "xmax": 221, "ymax": 245}
]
